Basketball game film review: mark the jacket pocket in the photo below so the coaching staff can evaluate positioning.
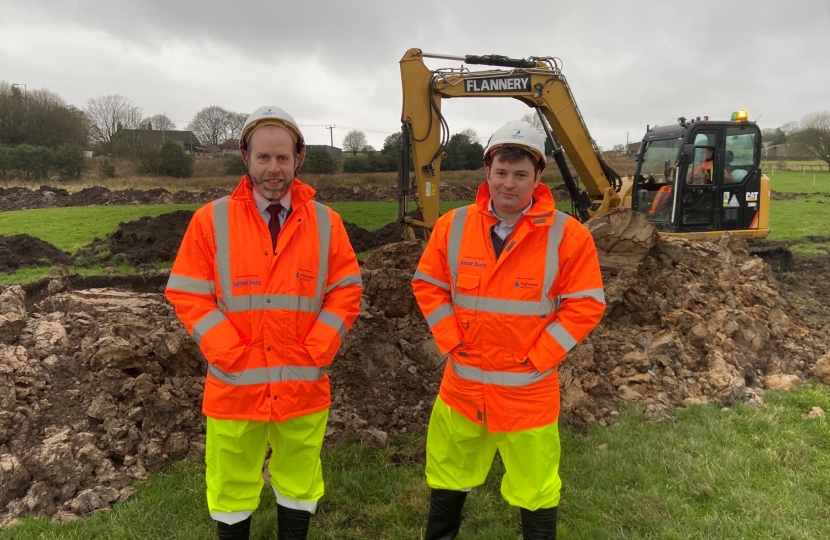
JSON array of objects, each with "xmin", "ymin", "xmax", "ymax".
[
  {"xmin": 454, "ymin": 272, "xmax": 480, "ymax": 314},
  {"xmin": 453, "ymin": 272, "xmax": 480, "ymax": 346}
]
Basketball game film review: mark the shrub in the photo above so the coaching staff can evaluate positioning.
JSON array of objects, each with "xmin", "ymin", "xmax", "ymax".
[
  {"xmin": 224, "ymin": 155, "xmax": 248, "ymax": 175},
  {"xmin": 0, "ymin": 146, "xmax": 11, "ymax": 177},
  {"xmin": 136, "ymin": 140, "xmax": 194, "ymax": 178},
  {"xmin": 100, "ymin": 158, "xmax": 116, "ymax": 178},
  {"xmin": 303, "ymin": 149, "xmax": 336, "ymax": 174},
  {"xmin": 55, "ymin": 142, "xmax": 86, "ymax": 178},
  {"xmin": 158, "ymin": 140, "xmax": 194, "ymax": 178}
]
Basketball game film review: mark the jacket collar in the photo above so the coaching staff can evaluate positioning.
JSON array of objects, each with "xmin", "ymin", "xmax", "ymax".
[
  {"xmin": 231, "ymin": 176, "xmax": 317, "ymax": 211},
  {"xmin": 474, "ymin": 182, "xmax": 557, "ymax": 222}
]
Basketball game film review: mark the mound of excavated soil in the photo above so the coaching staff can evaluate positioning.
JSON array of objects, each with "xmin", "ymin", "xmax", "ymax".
[
  {"xmin": 0, "ymin": 186, "xmax": 230, "ymax": 213},
  {"xmin": 2, "ymin": 221, "xmax": 830, "ymax": 526},
  {"xmin": 562, "ymin": 232, "xmax": 830, "ymax": 429},
  {"xmin": 779, "ymin": 253, "xmax": 830, "ymax": 326},
  {"xmin": 0, "ymin": 235, "xmax": 70, "ymax": 274},
  {"xmin": 0, "ymin": 183, "xmax": 481, "ymax": 214},
  {"xmin": 343, "ymin": 221, "xmax": 409, "ymax": 253},
  {"xmin": 71, "ymin": 211, "xmax": 195, "ymax": 267}
]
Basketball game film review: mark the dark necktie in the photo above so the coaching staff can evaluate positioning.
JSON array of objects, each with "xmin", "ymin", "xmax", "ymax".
[{"xmin": 267, "ymin": 203, "xmax": 282, "ymax": 251}]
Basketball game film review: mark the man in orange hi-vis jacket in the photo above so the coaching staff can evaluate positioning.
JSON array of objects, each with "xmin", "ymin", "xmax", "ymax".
[
  {"xmin": 166, "ymin": 106, "xmax": 361, "ymax": 540},
  {"xmin": 412, "ymin": 120, "xmax": 605, "ymax": 540}
]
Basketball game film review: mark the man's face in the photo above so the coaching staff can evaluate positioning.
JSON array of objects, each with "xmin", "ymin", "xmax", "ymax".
[
  {"xmin": 242, "ymin": 126, "xmax": 296, "ymax": 201},
  {"xmin": 486, "ymin": 154, "xmax": 541, "ymax": 215}
]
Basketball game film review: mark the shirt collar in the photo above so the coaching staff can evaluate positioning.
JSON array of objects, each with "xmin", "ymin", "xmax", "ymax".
[{"xmin": 253, "ymin": 184, "xmax": 292, "ymax": 214}]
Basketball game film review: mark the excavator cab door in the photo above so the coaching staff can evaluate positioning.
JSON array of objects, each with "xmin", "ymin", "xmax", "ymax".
[
  {"xmin": 720, "ymin": 126, "xmax": 763, "ymax": 231},
  {"xmin": 674, "ymin": 124, "xmax": 763, "ymax": 233},
  {"xmin": 675, "ymin": 130, "xmax": 722, "ymax": 230}
]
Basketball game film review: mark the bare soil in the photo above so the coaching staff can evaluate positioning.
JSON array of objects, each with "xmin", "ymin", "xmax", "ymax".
[
  {"xmin": 0, "ymin": 185, "xmax": 231, "ymax": 212},
  {"xmin": 0, "ymin": 235, "xmax": 70, "ymax": 274},
  {"xmin": 71, "ymin": 211, "xmax": 194, "ymax": 268}
]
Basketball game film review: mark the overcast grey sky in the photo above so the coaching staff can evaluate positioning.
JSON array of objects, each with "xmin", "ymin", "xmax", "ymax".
[{"xmin": 2, "ymin": 0, "xmax": 828, "ymax": 151}]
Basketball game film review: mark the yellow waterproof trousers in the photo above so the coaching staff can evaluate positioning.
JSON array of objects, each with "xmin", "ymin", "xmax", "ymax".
[
  {"xmin": 425, "ymin": 396, "xmax": 562, "ymax": 511},
  {"xmin": 205, "ymin": 409, "xmax": 328, "ymax": 525}
]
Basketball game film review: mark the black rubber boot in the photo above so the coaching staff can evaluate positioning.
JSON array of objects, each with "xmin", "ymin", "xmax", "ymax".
[
  {"xmin": 277, "ymin": 504, "xmax": 312, "ymax": 540},
  {"xmin": 424, "ymin": 488, "xmax": 468, "ymax": 540},
  {"xmin": 520, "ymin": 506, "xmax": 558, "ymax": 540},
  {"xmin": 216, "ymin": 516, "xmax": 251, "ymax": 540}
]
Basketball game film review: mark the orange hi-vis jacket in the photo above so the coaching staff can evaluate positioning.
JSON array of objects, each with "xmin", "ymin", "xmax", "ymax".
[
  {"xmin": 412, "ymin": 183, "xmax": 605, "ymax": 432},
  {"xmin": 165, "ymin": 176, "xmax": 362, "ymax": 422}
]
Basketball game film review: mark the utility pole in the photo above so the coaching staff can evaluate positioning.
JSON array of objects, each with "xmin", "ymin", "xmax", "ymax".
[{"xmin": 325, "ymin": 125, "xmax": 336, "ymax": 156}]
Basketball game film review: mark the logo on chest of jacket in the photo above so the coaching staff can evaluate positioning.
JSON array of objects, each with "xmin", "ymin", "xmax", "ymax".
[
  {"xmin": 233, "ymin": 279, "xmax": 262, "ymax": 287},
  {"xmin": 295, "ymin": 269, "xmax": 315, "ymax": 282},
  {"xmin": 514, "ymin": 277, "xmax": 540, "ymax": 290},
  {"xmin": 461, "ymin": 260, "xmax": 487, "ymax": 268}
]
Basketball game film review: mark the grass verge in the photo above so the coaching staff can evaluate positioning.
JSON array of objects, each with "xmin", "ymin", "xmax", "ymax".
[
  {"xmin": 4, "ymin": 387, "xmax": 830, "ymax": 539},
  {"xmin": 0, "ymin": 204, "xmax": 201, "ymax": 253}
]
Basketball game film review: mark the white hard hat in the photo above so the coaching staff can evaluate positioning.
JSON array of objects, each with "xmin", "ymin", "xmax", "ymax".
[
  {"xmin": 239, "ymin": 106, "xmax": 305, "ymax": 154},
  {"xmin": 693, "ymin": 133, "xmax": 711, "ymax": 146},
  {"xmin": 484, "ymin": 120, "xmax": 546, "ymax": 166}
]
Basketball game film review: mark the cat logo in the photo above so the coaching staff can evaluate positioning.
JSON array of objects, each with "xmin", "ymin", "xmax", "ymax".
[{"xmin": 746, "ymin": 191, "xmax": 758, "ymax": 202}]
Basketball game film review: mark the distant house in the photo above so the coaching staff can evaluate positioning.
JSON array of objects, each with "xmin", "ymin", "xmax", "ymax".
[
  {"xmin": 219, "ymin": 139, "xmax": 240, "ymax": 156},
  {"xmin": 113, "ymin": 128, "xmax": 203, "ymax": 154},
  {"xmin": 306, "ymin": 145, "xmax": 342, "ymax": 158}
]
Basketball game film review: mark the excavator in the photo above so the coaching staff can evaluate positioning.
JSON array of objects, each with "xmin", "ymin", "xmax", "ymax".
[{"xmin": 396, "ymin": 48, "xmax": 786, "ymax": 267}]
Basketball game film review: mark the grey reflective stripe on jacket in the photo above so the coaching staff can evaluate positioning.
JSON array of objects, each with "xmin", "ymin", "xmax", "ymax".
[
  {"xmin": 192, "ymin": 310, "xmax": 227, "ymax": 345},
  {"xmin": 451, "ymin": 361, "xmax": 555, "ymax": 387},
  {"xmin": 413, "ymin": 269, "xmax": 451, "ymax": 292},
  {"xmin": 425, "ymin": 303, "xmax": 455, "ymax": 330},
  {"xmin": 207, "ymin": 364, "xmax": 326, "ymax": 385},
  {"xmin": 544, "ymin": 321, "xmax": 578, "ymax": 353},
  {"xmin": 166, "ymin": 274, "xmax": 216, "ymax": 295}
]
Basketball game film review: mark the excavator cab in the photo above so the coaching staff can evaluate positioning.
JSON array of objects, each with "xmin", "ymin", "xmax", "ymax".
[{"xmin": 631, "ymin": 114, "xmax": 770, "ymax": 239}]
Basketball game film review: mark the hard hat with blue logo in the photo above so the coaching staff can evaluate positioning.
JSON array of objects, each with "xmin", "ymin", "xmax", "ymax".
[
  {"xmin": 483, "ymin": 120, "xmax": 546, "ymax": 167},
  {"xmin": 239, "ymin": 106, "xmax": 305, "ymax": 156}
]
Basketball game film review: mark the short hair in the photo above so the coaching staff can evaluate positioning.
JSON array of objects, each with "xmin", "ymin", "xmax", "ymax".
[{"xmin": 485, "ymin": 146, "xmax": 543, "ymax": 174}]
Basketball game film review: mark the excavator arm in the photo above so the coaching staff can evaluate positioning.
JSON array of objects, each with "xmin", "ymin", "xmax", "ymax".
[{"xmin": 398, "ymin": 47, "xmax": 628, "ymax": 234}]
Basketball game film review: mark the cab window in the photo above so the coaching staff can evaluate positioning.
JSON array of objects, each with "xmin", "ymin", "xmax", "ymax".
[{"xmin": 724, "ymin": 128, "xmax": 757, "ymax": 184}]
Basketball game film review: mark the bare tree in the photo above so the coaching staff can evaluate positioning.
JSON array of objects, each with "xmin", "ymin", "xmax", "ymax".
[
  {"xmin": 187, "ymin": 106, "xmax": 228, "ymax": 146},
  {"xmin": 520, "ymin": 112, "xmax": 546, "ymax": 135},
  {"xmin": 458, "ymin": 127, "xmax": 480, "ymax": 144},
  {"xmin": 85, "ymin": 94, "xmax": 142, "ymax": 144},
  {"xmin": 342, "ymin": 130, "xmax": 367, "ymax": 155},
  {"xmin": 188, "ymin": 107, "xmax": 247, "ymax": 146},
  {"xmin": 780, "ymin": 120, "xmax": 800, "ymax": 137},
  {"xmin": 225, "ymin": 112, "xmax": 247, "ymax": 142},
  {"xmin": 145, "ymin": 114, "xmax": 176, "ymax": 131},
  {"xmin": 793, "ymin": 111, "xmax": 830, "ymax": 169}
]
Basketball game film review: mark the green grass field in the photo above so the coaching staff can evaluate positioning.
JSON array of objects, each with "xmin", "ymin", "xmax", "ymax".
[
  {"xmin": 4, "ymin": 388, "xmax": 830, "ymax": 539},
  {"xmin": 767, "ymin": 171, "xmax": 830, "ymax": 256},
  {"xmin": 0, "ymin": 204, "xmax": 201, "ymax": 253}
]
